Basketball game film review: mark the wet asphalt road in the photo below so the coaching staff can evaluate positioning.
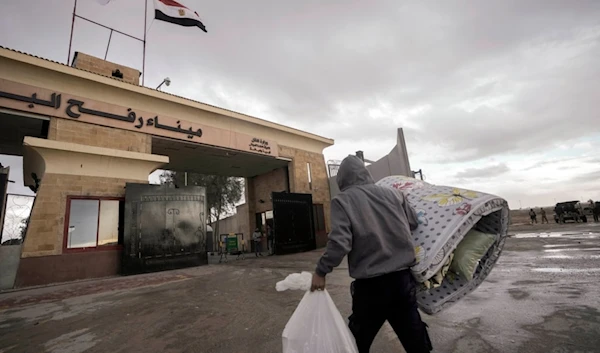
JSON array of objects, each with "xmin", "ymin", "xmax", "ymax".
[{"xmin": 0, "ymin": 224, "xmax": 599, "ymax": 353}]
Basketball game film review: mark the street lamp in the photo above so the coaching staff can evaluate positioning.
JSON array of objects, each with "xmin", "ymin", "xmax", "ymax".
[{"xmin": 156, "ymin": 77, "xmax": 171, "ymax": 90}]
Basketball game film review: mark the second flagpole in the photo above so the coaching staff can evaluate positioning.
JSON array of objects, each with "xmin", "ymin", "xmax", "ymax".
[
  {"xmin": 67, "ymin": 0, "xmax": 78, "ymax": 65},
  {"xmin": 142, "ymin": 0, "xmax": 148, "ymax": 86}
]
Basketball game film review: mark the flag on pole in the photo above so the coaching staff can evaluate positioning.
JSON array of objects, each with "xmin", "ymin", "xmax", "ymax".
[{"xmin": 154, "ymin": 0, "xmax": 207, "ymax": 32}]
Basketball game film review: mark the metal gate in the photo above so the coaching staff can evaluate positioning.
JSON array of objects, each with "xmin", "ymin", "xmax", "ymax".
[
  {"xmin": 122, "ymin": 183, "xmax": 207, "ymax": 275},
  {"xmin": 272, "ymin": 192, "xmax": 316, "ymax": 255}
]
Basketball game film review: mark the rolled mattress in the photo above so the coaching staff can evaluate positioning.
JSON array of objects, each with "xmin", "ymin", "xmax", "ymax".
[{"xmin": 376, "ymin": 175, "xmax": 510, "ymax": 315}]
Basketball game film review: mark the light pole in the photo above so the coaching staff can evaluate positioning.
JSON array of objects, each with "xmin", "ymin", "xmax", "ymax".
[{"xmin": 156, "ymin": 77, "xmax": 171, "ymax": 90}]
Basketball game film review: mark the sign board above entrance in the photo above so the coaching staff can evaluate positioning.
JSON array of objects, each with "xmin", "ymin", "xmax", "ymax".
[{"xmin": 0, "ymin": 79, "xmax": 278, "ymax": 157}]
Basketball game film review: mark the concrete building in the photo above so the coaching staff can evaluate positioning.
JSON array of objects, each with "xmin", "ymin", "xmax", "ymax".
[
  {"xmin": 328, "ymin": 128, "xmax": 413, "ymax": 199},
  {"xmin": 0, "ymin": 47, "xmax": 333, "ymax": 288}
]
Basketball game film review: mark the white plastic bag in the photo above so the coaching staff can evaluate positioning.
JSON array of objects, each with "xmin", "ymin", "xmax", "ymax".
[{"xmin": 276, "ymin": 272, "xmax": 359, "ymax": 353}]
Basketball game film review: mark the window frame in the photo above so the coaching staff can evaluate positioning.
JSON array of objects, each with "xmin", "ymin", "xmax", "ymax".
[
  {"xmin": 307, "ymin": 162, "xmax": 312, "ymax": 190},
  {"xmin": 63, "ymin": 196, "xmax": 124, "ymax": 253}
]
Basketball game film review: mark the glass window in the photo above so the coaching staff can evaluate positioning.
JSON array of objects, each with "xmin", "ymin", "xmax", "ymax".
[
  {"xmin": 67, "ymin": 200, "xmax": 99, "ymax": 248},
  {"xmin": 98, "ymin": 200, "xmax": 119, "ymax": 246},
  {"xmin": 66, "ymin": 198, "xmax": 122, "ymax": 249}
]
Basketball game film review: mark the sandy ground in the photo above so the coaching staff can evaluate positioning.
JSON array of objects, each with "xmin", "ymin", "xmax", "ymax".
[{"xmin": 1, "ymin": 223, "xmax": 599, "ymax": 353}]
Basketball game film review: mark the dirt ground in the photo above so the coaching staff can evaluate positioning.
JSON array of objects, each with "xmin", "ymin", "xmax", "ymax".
[
  {"xmin": 1, "ymin": 223, "xmax": 599, "ymax": 353},
  {"xmin": 510, "ymin": 205, "xmax": 600, "ymax": 227},
  {"xmin": 510, "ymin": 207, "xmax": 600, "ymax": 234}
]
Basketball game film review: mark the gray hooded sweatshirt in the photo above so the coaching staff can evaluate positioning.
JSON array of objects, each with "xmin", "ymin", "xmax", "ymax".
[{"xmin": 315, "ymin": 155, "xmax": 419, "ymax": 279}]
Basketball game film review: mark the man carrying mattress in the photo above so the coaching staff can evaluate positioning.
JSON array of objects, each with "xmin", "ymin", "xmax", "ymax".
[{"xmin": 311, "ymin": 155, "xmax": 433, "ymax": 353}]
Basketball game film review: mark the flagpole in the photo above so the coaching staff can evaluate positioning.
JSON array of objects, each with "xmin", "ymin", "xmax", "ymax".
[
  {"xmin": 142, "ymin": 0, "xmax": 148, "ymax": 86},
  {"xmin": 67, "ymin": 0, "xmax": 78, "ymax": 65}
]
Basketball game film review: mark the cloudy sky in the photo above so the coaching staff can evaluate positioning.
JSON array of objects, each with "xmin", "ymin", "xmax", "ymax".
[{"xmin": 1, "ymin": 0, "xmax": 600, "ymax": 209}]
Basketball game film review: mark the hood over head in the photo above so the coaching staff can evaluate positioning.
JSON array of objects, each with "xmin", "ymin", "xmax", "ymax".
[{"xmin": 336, "ymin": 155, "xmax": 375, "ymax": 191}]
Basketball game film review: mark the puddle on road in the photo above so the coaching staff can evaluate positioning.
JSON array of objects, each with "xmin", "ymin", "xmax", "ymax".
[
  {"xmin": 532, "ymin": 268, "xmax": 600, "ymax": 273},
  {"xmin": 513, "ymin": 232, "xmax": 599, "ymax": 239},
  {"xmin": 543, "ymin": 255, "xmax": 600, "ymax": 259},
  {"xmin": 544, "ymin": 248, "xmax": 600, "ymax": 253}
]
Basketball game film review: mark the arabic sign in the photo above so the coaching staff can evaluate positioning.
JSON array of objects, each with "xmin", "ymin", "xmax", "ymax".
[
  {"xmin": 0, "ymin": 79, "xmax": 278, "ymax": 157},
  {"xmin": 249, "ymin": 137, "xmax": 272, "ymax": 155}
]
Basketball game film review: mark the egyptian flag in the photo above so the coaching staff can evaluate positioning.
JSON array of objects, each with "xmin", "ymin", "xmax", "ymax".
[{"xmin": 154, "ymin": 0, "xmax": 207, "ymax": 32}]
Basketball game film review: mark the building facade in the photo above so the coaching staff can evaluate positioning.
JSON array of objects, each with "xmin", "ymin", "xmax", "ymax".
[{"xmin": 0, "ymin": 48, "xmax": 333, "ymax": 288}]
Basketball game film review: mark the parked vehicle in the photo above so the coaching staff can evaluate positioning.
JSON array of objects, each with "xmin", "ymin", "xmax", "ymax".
[
  {"xmin": 579, "ymin": 202, "xmax": 595, "ymax": 219},
  {"xmin": 553, "ymin": 201, "xmax": 587, "ymax": 223}
]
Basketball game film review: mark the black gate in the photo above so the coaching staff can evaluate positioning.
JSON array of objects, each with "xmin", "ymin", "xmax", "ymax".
[
  {"xmin": 272, "ymin": 192, "xmax": 316, "ymax": 255},
  {"xmin": 122, "ymin": 183, "xmax": 207, "ymax": 275}
]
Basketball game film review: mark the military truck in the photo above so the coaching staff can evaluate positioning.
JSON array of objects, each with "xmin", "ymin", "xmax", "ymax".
[
  {"xmin": 580, "ymin": 202, "xmax": 595, "ymax": 219},
  {"xmin": 553, "ymin": 201, "xmax": 587, "ymax": 223}
]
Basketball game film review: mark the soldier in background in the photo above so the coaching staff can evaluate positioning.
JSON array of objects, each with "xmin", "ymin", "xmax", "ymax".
[
  {"xmin": 540, "ymin": 208, "xmax": 549, "ymax": 224},
  {"xmin": 252, "ymin": 228, "xmax": 263, "ymax": 257},
  {"xmin": 266, "ymin": 224, "xmax": 275, "ymax": 256},
  {"xmin": 529, "ymin": 209, "xmax": 537, "ymax": 224},
  {"xmin": 591, "ymin": 200, "xmax": 599, "ymax": 223}
]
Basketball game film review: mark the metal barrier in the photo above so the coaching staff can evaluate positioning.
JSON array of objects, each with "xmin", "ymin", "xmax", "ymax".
[
  {"xmin": 327, "ymin": 160, "xmax": 341, "ymax": 178},
  {"xmin": 1, "ymin": 194, "xmax": 35, "ymax": 244}
]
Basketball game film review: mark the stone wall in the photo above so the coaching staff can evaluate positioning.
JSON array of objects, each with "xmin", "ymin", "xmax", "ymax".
[
  {"xmin": 280, "ymin": 145, "xmax": 331, "ymax": 243},
  {"xmin": 251, "ymin": 167, "xmax": 288, "ymax": 214},
  {"xmin": 15, "ymin": 250, "xmax": 121, "ymax": 288},
  {"xmin": 72, "ymin": 52, "xmax": 140, "ymax": 85},
  {"xmin": 48, "ymin": 118, "xmax": 151, "ymax": 153},
  {"xmin": 21, "ymin": 117, "xmax": 152, "ymax": 257},
  {"xmin": 235, "ymin": 146, "xmax": 332, "ymax": 249},
  {"xmin": 214, "ymin": 213, "xmax": 240, "ymax": 236},
  {"xmin": 214, "ymin": 146, "xmax": 332, "ymax": 250},
  {"xmin": 21, "ymin": 173, "xmax": 141, "ymax": 257},
  {"xmin": 210, "ymin": 203, "xmax": 252, "ymax": 252}
]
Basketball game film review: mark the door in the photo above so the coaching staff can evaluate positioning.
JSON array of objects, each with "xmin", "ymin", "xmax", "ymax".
[
  {"xmin": 122, "ymin": 183, "xmax": 207, "ymax": 275},
  {"xmin": 312, "ymin": 204, "xmax": 327, "ymax": 247},
  {"xmin": 272, "ymin": 192, "xmax": 316, "ymax": 255},
  {"xmin": 0, "ymin": 167, "xmax": 8, "ymax": 238}
]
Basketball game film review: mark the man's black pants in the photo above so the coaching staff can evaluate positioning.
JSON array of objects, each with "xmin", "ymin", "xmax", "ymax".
[{"xmin": 349, "ymin": 270, "xmax": 433, "ymax": 353}]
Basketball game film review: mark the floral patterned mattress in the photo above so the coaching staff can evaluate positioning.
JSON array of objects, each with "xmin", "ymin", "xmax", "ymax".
[{"xmin": 376, "ymin": 175, "xmax": 510, "ymax": 315}]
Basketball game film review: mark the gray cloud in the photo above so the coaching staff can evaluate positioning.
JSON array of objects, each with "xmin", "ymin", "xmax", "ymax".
[
  {"xmin": 454, "ymin": 163, "xmax": 510, "ymax": 179},
  {"xmin": 0, "ymin": 155, "xmax": 34, "ymax": 196},
  {"xmin": 3, "ymin": 2, "xmax": 600, "ymax": 153},
  {"xmin": 2, "ymin": 0, "xmax": 600, "ymax": 206},
  {"xmin": 570, "ymin": 170, "xmax": 600, "ymax": 184},
  {"xmin": 523, "ymin": 155, "xmax": 600, "ymax": 171}
]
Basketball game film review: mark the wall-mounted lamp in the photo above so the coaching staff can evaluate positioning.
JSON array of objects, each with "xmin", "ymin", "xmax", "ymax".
[{"xmin": 156, "ymin": 77, "xmax": 171, "ymax": 90}]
